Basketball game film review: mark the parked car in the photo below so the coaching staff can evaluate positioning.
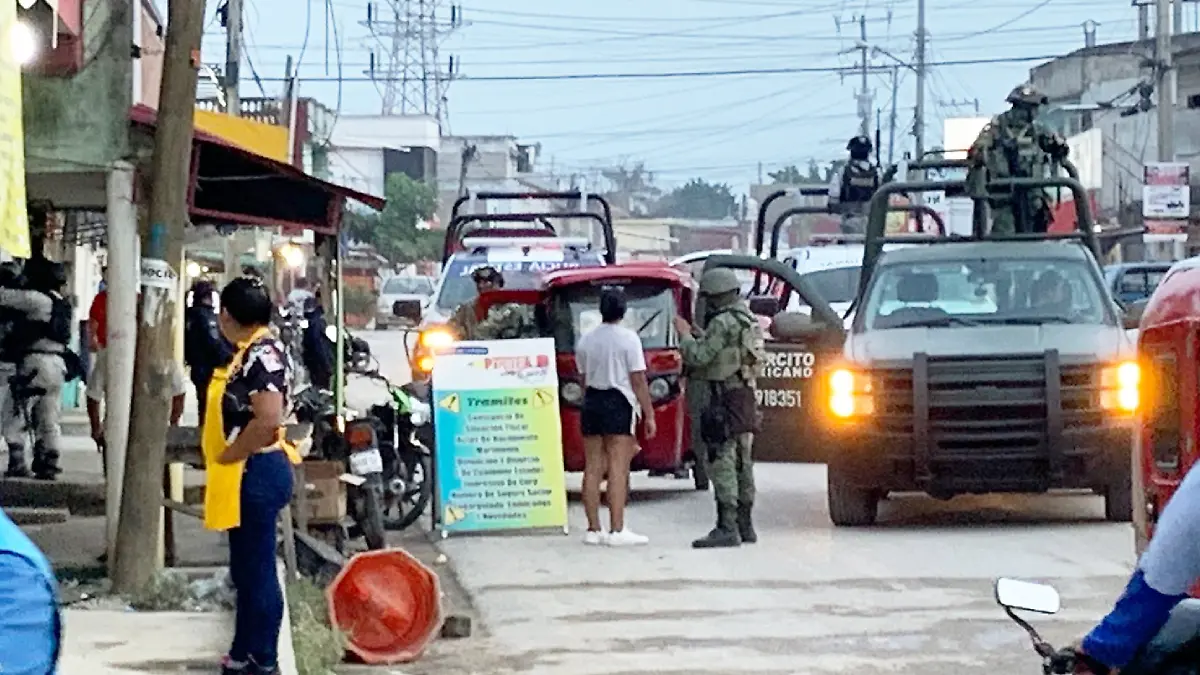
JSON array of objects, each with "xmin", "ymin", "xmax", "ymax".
[
  {"xmin": 1104, "ymin": 262, "xmax": 1172, "ymax": 306},
  {"xmin": 375, "ymin": 275, "xmax": 434, "ymax": 329}
]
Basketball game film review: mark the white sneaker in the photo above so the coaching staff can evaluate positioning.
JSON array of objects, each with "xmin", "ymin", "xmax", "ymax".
[
  {"xmin": 583, "ymin": 530, "xmax": 607, "ymax": 545},
  {"xmin": 606, "ymin": 529, "xmax": 649, "ymax": 547}
]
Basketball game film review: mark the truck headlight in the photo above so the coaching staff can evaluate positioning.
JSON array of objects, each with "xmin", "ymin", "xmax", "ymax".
[
  {"xmin": 1100, "ymin": 360, "xmax": 1140, "ymax": 413},
  {"xmin": 561, "ymin": 381, "xmax": 584, "ymax": 405},
  {"xmin": 419, "ymin": 327, "xmax": 455, "ymax": 349},
  {"xmin": 829, "ymin": 368, "xmax": 874, "ymax": 419}
]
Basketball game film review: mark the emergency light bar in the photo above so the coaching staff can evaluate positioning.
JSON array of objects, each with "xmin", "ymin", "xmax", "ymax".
[{"xmin": 461, "ymin": 236, "xmax": 593, "ymax": 251}]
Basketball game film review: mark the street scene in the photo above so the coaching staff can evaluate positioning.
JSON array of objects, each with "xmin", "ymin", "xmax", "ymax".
[{"xmin": 5, "ymin": 0, "xmax": 1200, "ymax": 675}]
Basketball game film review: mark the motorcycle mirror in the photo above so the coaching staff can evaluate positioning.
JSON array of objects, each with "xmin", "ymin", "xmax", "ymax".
[{"xmin": 994, "ymin": 578, "xmax": 1061, "ymax": 615}]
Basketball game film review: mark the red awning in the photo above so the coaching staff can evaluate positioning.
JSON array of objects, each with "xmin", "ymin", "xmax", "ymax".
[{"xmin": 129, "ymin": 104, "xmax": 384, "ymax": 233}]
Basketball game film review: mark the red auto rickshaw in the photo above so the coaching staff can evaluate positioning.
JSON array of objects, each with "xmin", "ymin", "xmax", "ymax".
[
  {"xmin": 1134, "ymin": 265, "xmax": 1200, "ymax": 555},
  {"xmin": 475, "ymin": 262, "xmax": 706, "ymax": 488}
]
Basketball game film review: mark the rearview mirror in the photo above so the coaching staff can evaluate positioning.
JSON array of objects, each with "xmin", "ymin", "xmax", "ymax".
[
  {"xmin": 994, "ymin": 578, "xmax": 1060, "ymax": 615},
  {"xmin": 770, "ymin": 311, "xmax": 827, "ymax": 342},
  {"xmin": 748, "ymin": 295, "xmax": 781, "ymax": 317}
]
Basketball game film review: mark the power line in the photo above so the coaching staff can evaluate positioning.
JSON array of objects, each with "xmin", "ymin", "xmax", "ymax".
[{"xmin": 246, "ymin": 54, "xmax": 1066, "ymax": 83}]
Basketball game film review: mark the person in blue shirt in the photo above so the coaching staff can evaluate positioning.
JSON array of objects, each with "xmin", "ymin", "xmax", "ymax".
[
  {"xmin": 1070, "ymin": 466, "xmax": 1200, "ymax": 673},
  {"xmin": 0, "ymin": 509, "xmax": 60, "ymax": 674}
]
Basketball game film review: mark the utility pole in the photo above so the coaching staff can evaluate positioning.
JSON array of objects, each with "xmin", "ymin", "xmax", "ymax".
[
  {"xmin": 888, "ymin": 66, "xmax": 899, "ymax": 166},
  {"xmin": 222, "ymin": 0, "xmax": 243, "ymax": 284},
  {"xmin": 112, "ymin": 0, "xmax": 206, "ymax": 593},
  {"xmin": 914, "ymin": 0, "xmax": 927, "ymax": 160},
  {"xmin": 1156, "ymin": 0, "xmax": 1175, "ymax": 163},
  {"xmin": 857, "ymin": 15, "xmax": 872, "ymax": 136}
]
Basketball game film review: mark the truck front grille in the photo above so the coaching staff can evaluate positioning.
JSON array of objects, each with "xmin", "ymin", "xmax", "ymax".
[{"xmin": 870, "ymin": 354, "xmax": 1104, "ymax": 452}]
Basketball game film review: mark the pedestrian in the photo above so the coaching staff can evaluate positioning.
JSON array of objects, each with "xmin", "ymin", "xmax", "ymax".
[
  {"xmin": 87, "ymin": 356, "xmax": 188, "ymax": 479},
  {"xmin": 84, "ymin": 267, "xmax": 108, "ymax": 460},
  {"xmin": 203, "ymin": 275, "xmax": 300, "ymax": 675},
  {"xmin": 676, "ymin": 268, "xmax": 766, "ymax": 548},
  {"xmin": 185, "ymin": 278, "xmax": 234, "ymax": 422},
  {"xmin": 0, "ymin": 261, "xmax": 83, "ymax": 480},
  {"xmin": 0, "ymin": 261, "xmax": 24, "ymax": 476},
  {"xmin": 0, "ymin": 508, "xmax": 60, "ymax": 674},
  {"xmin": 575, "ymin": 287, "xmax": 655, "ymax": 547}
]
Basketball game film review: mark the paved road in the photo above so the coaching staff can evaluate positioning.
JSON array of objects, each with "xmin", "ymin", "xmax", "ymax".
[{"xmin": 358, "ymin": 329, "xmax": 1137, "ymax": 675}]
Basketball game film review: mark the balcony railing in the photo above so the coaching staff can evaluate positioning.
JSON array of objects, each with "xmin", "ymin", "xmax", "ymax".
[{"xmin": 195, "ymin": 97, "xmax": 285, "ymax": 127}]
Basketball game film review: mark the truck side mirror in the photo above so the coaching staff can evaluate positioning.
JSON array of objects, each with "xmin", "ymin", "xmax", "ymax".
[
  {"xmin": 748, "ymin": 295, "xmax": 781, "ymax": 317},
  {"xmin": 770, "ymin": 311, "xmax": 827, "ymax": 343}
]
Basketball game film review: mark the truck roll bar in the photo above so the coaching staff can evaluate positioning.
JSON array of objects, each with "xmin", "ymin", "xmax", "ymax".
[
  {"xmin": 753, "ymin": 187, "xmax": 830, "ymax": 259},
  {"xmin": 447, "ymin": 191, "xmax": 617, "ymax": 265},
  {"xmin": 858, "ymin": 173, "xmax": 1099, "ymax": 302},
  {"xmin": 766, "ymin": 204, "xmax": 947, "ymax": 261},
  {"xmin": 442, "ymin": 212, "xmax": 615, "ymax": 264}
]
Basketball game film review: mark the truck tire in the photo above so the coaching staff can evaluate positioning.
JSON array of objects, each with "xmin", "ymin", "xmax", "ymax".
[
  {"xmin": 1105, "ymin": 476, "xmax": 1133, "ymax": 523},
  {"xmin": 827, "ymin": 468, "xmax": 879, "ymax": 526}
]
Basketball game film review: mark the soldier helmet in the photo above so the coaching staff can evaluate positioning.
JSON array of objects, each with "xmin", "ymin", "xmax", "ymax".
[
  {"xmin": 847, "ymin": 135, "xmax": 873, "ymax": 152},
  {"xmin": 698, "ymin": 268, "xmax": 742, "ymax": 296},
  {"xmin": 472, "ymin": 265, "xmax": 504, "ymax": 287},
  {"xmin": 1006, "ymin": 84, "xmax": 1048, "ymax": 107}
]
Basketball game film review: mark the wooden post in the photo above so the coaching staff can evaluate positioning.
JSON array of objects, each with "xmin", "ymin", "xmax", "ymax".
[{"xmin": 111, "ymin": 0, "xmax": 206, "ymax": 593}]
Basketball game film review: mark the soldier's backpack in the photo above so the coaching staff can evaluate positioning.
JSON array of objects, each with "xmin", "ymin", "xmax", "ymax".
[{"xmin": 839, "ymin": 160, "xmax": 880, "ymax": 204}]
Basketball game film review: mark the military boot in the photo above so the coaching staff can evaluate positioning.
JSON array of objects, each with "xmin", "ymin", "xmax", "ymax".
[
  {"xmin": 692, "ymin": 503, "xmax": 741, "ymax": 549},
  {"xmin": 31, "ymin": 442, "xmax": 61, "ymax": 481},
  {"xmin": 5, "ymin": 444, "xmax": 30, "ymax": 478},
  {"xmin": 737, "ymin": 502, "xmax": 757, "ymax": 544}
]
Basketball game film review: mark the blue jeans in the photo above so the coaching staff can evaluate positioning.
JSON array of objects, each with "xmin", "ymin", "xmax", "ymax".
[
  {"xmin": 228, "ymin": 451, "xmax": 293, "ymax": 668},
  {"xmin": 1124, "ymin": 599, "xmax": 1200, "ymax": 674}
]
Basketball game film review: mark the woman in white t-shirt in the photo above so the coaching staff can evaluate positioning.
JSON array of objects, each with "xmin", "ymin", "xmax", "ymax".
[{"xmin": 574, "ymin": 288, "xmax": 656, "ymax": 547}]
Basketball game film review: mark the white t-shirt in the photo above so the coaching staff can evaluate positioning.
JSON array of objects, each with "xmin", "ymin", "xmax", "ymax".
[
  {"xmin": 86, "ymin": 349, "xmax": 188, "ymax": 402},
  {"xmin": 575, "ymin": 322, "xmax": 647, "ymax": 413}
]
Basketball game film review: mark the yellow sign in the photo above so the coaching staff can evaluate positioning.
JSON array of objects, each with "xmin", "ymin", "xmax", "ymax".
[
  {"xmin": 532, "ymin": 388, "xmax": 554, "ymax": 408},
  {"xmin": 438, "ymin": 393, "xmax": 460, "ymax": 413},
  {"xmin": 0, "ymin": 3, "xmax": 31, "ymax": 258},
  {"xmin": 194, "ymin": 108, "xmax": 290, "ymax": 165}
]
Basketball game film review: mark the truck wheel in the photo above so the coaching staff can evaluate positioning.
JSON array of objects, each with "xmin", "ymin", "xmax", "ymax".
[
  {"xmin": 827, "ymin": 468, "xmax": 879, "ymax": 526},
  {"xmin": 692, "ymin": 459, "xmax": 710, "ymax": 491},
  {"xmin": 1105, "ymin": 476, "xmax": 1133, "ymax": 523}
]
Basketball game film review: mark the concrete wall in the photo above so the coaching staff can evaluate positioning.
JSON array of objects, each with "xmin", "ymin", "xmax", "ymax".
[
  {"xmin": 135, "ymin": 0, "xmax": 163, "ymax": 108},
  {"xmin": 327, "ymin": 146, "xmax": 384, "ymax": 199},
  {"xmin": 23, "ymin": 0, "xmax": 134, "ymax": 174}
]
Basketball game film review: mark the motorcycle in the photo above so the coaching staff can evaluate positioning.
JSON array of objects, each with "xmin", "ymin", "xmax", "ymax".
[
  {"xmin": 356, "ymin": 366, "xmax": 434, "ymax": 531},
  {"xmin": 293, "ymin": 386, "xmax": 388, "ymax": 552},
  {"xmin": 998, "ymin": 577, "xmax": 1199, "ymax": 675}
]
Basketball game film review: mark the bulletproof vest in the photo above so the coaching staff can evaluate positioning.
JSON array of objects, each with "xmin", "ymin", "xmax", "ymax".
[
  {"xmin": 986, "ymin": 120, "xmax": 1045, "ymax": 179},
  {"xmin": 694, "ymin": 305, "xmax": 764, "ymax": 386},
  {"xmin": 184, "ymin": 307, "xmax": 219, "ymax": 370},
  {"xmin": 18, "ymin": 293, "xmax": 71, "ymax": 347},
  {"xmin": 840, "ymin": 160, "xmax": 880, "ymax": 204}
]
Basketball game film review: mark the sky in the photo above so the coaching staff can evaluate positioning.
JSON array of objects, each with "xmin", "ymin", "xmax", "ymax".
[{"xmin": 199, "ymin": 0, "xmax": 1175, "ymax": 192}]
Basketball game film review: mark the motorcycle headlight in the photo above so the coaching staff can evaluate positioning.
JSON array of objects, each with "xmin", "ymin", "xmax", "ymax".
[
  {"xmin": 561, "ymin": 381, "xmax": 584, "ymax": 405},
  {"xmin": 648, "ymin": 377, "xmax": 671, "ymax": 402},
  {"xmin": 419, "ymin": 327, "xmax": 456, "ymax": 349},
  {"xmin": 1100, "ymin": 360, "xmax": 1140, "ymax": 413}
]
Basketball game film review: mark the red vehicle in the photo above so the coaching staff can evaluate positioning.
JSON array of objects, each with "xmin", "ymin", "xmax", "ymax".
[
  {"xmin": 475, "ymin": 262, "xmax": 706, "ymax": 488},
  {"xmin": 1134, "ymin": 265, "xmax": 1200, "ymax": 554}
]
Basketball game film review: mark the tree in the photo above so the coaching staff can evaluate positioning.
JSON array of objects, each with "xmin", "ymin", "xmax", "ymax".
[
  {"xmin": 653, "ymin": 178, "xmax": 736, "ymax": 219},
  {"xmin": 601, "ymin": 162, "xmax": 661, "ymax": 215},
  {"xmin": 768, "ymin": 165, "xmax": 805, "ymax": 184},
  {"xmin": 344, "ymin": 173, "xmax": 440, "ymax": 264}
]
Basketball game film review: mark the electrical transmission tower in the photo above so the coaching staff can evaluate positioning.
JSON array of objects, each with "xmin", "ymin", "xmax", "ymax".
[{"xmin": 363, "ymin": 0, "xmax": 463, "ymax": 127}]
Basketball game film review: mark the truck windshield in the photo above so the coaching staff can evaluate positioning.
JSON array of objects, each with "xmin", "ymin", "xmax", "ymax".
[
  {"xmin": 551, "ymin": 283, "xmax": 676, "ymax": 351},
  {"xmin": 862, "ymin": 257, "xmax": 1110, "ymax": 330},
  {"xmin": 799, "ymin": 266, "xmax": 860, "ymax": 304},
  {"xmin": 435, "ymin": 255, "xmax": 604, "ymax": 310}
]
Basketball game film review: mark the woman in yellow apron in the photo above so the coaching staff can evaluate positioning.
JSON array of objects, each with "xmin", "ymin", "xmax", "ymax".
[{"xmin": 204, "ymin": 276, "xmax": 299, "ymax": 675}]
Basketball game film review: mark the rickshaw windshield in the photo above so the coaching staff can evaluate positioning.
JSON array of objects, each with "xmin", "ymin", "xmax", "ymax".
[
  {"xmin": 551, "ymin": 282, "xmax": 677, "ymax": 351},
  {"xmin": 435, "ymin": 255, "xmax": 604, "ymax": 310}
]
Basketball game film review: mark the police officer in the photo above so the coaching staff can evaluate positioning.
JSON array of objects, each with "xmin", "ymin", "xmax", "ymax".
[
  {"xmin": 448, "ymin": 266, "xmax": 504, "ymax": 340},
  {"xmin": 967, "ymin": 84, "xmax": 1070, "ymax": 235},
  {"xmin": 828, "ymin": 135, "xmax": 881, "ymax": 234},
  {"xmin": 184, "ymin": 278, "xmax": 234, "ymax": 421},
  {"xmin": 0, "ymin": 261, "xmax": 75, "ymax": 480},
  {"xmin": 300, "ymin": 293, "xmax": 335, "ymax": 390},
  {"xmin": 0, "ymin": 262, "xmax": 23, "ymax": 474},
  {"xmin": 675, "ymin": 268, "xmax": 766, "ymax": 548}
]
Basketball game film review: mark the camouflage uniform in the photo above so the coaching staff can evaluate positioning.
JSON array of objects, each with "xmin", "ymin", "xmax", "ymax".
[
  {"xmin": 447, "ymin": 300, "xmax": 481, "ymax": 340},
  {"xmin": 475, "ymin": 304, "xmax": 539, "ymax": 339},
  {"xmin": 681, "ymin": 268, "xmax": 766, "ymax": 549},
  {"xmin": 966, "ymin": 84, "xmax": 1070, "ymax": 235}
]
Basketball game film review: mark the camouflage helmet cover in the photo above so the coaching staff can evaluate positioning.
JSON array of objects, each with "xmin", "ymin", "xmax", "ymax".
[
  {"xmin": 1006, "ymin": 84, "xmax": 1048, "ymax": 107},
  {"xmin": 698, "ymin": 267, "xmax": 742, "ymax": 296},
  {"xmin": 472, "ymin": 265, "xmax": 504, "ymax": 285},
  {"xmin": 847, "ymin": 135, "xmax": 873, "ymax": 152}
]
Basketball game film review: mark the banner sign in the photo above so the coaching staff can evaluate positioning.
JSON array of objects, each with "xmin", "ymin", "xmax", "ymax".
[
  {"xmin": 432, "ymin": 338, "xmax": 568, "ymax": 535},
  {"xmin": 1143, "ymin": 162, "xmax": 1190, "ymax": 220},
  {"xmin": 0, "ymin": 2, "xmax": 31, "ymax": 259}
]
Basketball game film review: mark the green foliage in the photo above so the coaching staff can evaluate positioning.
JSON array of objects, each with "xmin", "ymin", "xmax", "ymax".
[
  {"xmin": 653, "ymin": 178, "xmax": 736, "ymax": 219},
  {"xmin": 287, "ymin": 578, "xmax": 345, "ymax": 675},
  {"xmin": 342, "ymin": 285, "xmax": 376, "ymax": 317},
  {"xmin": 343, "ymin": 173, "xmax": 441, "ymax": 264},
  {"xmin": 768, "ymin": 165, "xmax": 805, "ymax": 184}
]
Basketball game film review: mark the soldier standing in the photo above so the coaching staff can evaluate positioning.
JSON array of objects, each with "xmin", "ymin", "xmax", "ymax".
[
  {"xmin": 966, "ymin": 84, "xmax": 1070, "ymax": 235},
  {"xmin": 447, "ymin": 266, "xmax": 503, "ymax": 340},
  {"xmin": 828, "ymin": 135, "xmax": 881, "ymax": 234},
  {"xmin": 675, "ymin": 268, "xmax": 766, "ymax": 548}
]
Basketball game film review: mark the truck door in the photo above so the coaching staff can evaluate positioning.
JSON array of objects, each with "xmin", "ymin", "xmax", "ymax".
[{"xmin": 699, "ymin": 255, "xmax": 846, "ymax": 463}]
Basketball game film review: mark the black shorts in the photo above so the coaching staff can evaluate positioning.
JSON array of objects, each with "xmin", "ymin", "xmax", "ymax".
[{"xmin": 581, "ymin": 387, "xmax": 635, "ymax": 437}]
